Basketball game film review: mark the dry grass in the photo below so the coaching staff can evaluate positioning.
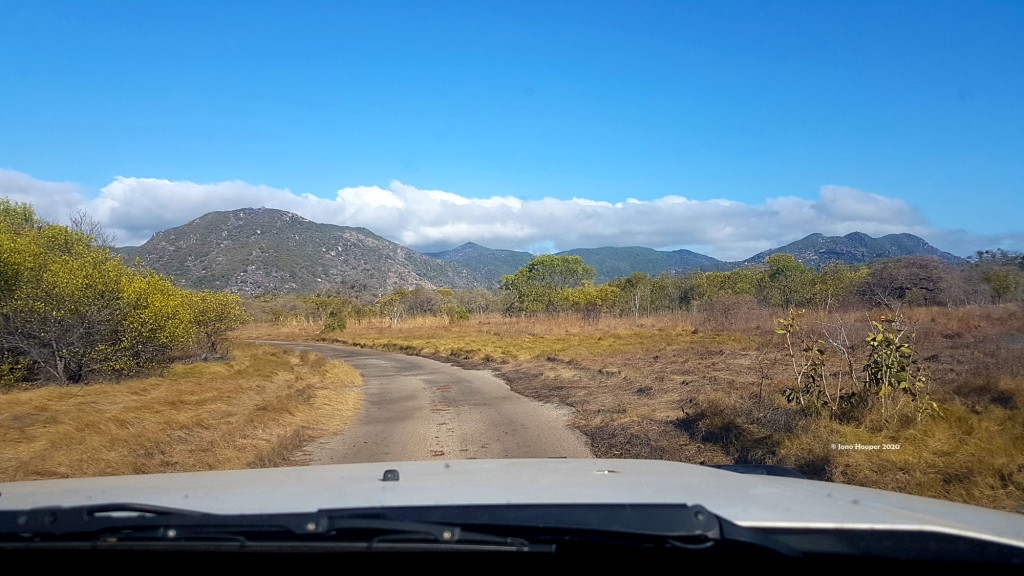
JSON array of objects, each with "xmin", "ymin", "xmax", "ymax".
[
  {"xmin": 0, "ymin": 342, "xmax": 362, "ymax": 481},
  {"xmin": 336, "ymin": 313, "xmax": 754, "ymax": 359},
  {"xmin": 239, "ymin": 305, "xmax": 1024, "ymax": 512},
  {"xmin": 237, "ymin": 318, "xmax": 325, "ymax": 341},
  {"xmin": 778, "ymin": 406, "xmax": 1024, "ymax": 513}
]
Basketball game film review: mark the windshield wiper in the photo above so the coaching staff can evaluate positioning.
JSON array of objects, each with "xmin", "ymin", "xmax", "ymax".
[
  {"xmin": 0, "ymin": 502, "xmax": 797, "ymax": 556},
  {"xmin": 0, "ymin": 503, "xmax": 537, "ymax": 552},
  {"xmin": 330, "ymin": 503, "xmax": 802, "ymax": 555}
]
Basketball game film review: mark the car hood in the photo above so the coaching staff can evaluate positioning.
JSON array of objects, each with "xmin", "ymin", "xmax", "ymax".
[{"xmin": 1, "ymin": 458, "xmax": 1022, "ymax": 548}]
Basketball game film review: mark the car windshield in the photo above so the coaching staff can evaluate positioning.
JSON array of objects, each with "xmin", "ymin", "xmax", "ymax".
[{"xmin": 0, "ymin": 0, "xmax": 1022, "ymax": 553}]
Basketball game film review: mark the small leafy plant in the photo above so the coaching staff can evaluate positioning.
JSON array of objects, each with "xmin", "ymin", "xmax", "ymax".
[
  {"xmin": 776, "ymin": 310, "xmax": 934, "ymax": 424},
  {"xmin": 863, "ymin": 314, "xmax": 935, "ymax": 422},
  {"xmin": 776, "ymin": 309, "xmax": 857, "ymax": 414}
]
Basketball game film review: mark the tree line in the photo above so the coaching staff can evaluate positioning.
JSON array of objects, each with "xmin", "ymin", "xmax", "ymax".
[
  {"xmin": 0, "ymin": 199, "xmax": 248, "ymax": 386},
  {"xmin": 497, "ymin": 252, "xmax": 1019, "ymax": 318},
  {"xmin": 250, "ymin": 249, "xmax": 1020, "ymax": 329}
]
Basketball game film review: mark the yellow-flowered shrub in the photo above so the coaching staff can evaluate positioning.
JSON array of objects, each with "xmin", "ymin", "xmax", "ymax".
[{"xmin": 0, "ymin": 199, "xmax": 246, "ymax": 385}]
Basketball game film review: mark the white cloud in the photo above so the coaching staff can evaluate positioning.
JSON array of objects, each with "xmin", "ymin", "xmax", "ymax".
[
  {"xmin": 2, "ymin": 169, "xmax": 1020, "ymax": 260},
  {"xmin": 90, "ymin": 176, "xmax": 324, "ymax": 244},
  {"xmin": 0, "ymin": 169, "xmax": 88, "ymax": 223},
  {"xmin": 336, "ymin": 185, "xmax": 405, "ymax": 210},
  {"xmin": 925, "ymin": 229, "xmax": 1024, "ymax": 258},
  {"xmin": 812, "ymin": 186, "xmax": 928, "ymax": 231}
]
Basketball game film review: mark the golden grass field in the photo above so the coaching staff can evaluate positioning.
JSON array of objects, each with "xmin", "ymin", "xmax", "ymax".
[
  {"xmin": 242, "ymin": 305, "xmax": 1024, "ymax": 513},
  {"xmin": 0, "ymin": 343, "xmax": 362, "ymax": 481}
]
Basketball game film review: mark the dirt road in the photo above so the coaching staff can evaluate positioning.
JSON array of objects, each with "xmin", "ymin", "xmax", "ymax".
[{"xmin": 262, "ymin": 341, "xmax": 593, "ymax": 463}]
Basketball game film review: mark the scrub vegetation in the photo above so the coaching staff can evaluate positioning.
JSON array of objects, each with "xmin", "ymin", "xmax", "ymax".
[
  {"xmin": 0, "ymin": 199, "xmax": 362, "ymax": 480},
  {"xmin": 0, "ymin": 199, "xmax": 249, "ymax": 386},
  {"xmin": 246, "ymin": 253, "xmax": 1024, "ymax": 513}
]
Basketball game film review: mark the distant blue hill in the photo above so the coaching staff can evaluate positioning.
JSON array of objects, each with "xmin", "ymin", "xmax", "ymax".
[
  {"xmin": 425, "ymin": 232, "xmax": 961, "ymax": 285},
  {"xmin": 740, "ymin": 232, "xmax": 963, "ymax": 268}
]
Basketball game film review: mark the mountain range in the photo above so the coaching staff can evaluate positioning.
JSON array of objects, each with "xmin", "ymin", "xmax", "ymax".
[
  {"xmin": 117, "ymin": 207, "xmax": 963, "ymax": 295},
  {"xmin": 428, "ymin": 244, "xmax": 730, "ymax": 285},
  {"xmin": 741, "ymin": 231, "xmax": 962, "ymax": 268},
  {"xmin": 431, "ymin": 232, "xmax": 961, "ymax": 285}
]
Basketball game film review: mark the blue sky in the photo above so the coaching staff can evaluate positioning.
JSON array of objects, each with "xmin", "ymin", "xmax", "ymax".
[{"xmin": 1, "ymin": 1, "xmax": 1022, "ymax": 259}]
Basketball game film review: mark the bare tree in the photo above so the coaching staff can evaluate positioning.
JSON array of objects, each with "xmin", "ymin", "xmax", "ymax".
[
  {"xmin": 67, "ymin": 208, "xmax": 117, "ymax": 248},
  {"xmin": 858, "ymin": 256, "xmax": 955, "ymax": 310}
]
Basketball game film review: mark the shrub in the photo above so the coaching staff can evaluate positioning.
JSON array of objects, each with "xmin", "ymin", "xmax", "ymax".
[{"xmin": 0, "ymin": 200, "xmax": 247, "ymax": 384}]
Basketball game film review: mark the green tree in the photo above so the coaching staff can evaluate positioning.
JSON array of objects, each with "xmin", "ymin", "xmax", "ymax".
[
  {"xmin": 557, "ymin": 282, "xmax": 619, "ymax": 323},
  {"xmin": 650, "ymin": 272, "xmax": 678, "ymax": 313},
  {"xmin": 813, "ymin": 261, "xmax": 868, "ymax": 311},
  {"xmin": 676, "ymin": 271, "xmax": 710, "ymax": 312},
  {"xmin": 308, "ymin": 294, "xmax": 361, "ymax": 330},
  {"xmin": 436, "ymin": 287, "xmax": 470, "ymax": 323},
  {"xmin": 499, "ymin": 254, "xmax": 596, "ymax": 315},
  {"xmin": 982, "ymin": 268, "xmax": 1016, "ymax": 304},
  {"xmin": 455, "ymin": 288, "xmax": 502, "ymax": 315},
  {"xmin": 756, "ymin": 254, "xmax": 813, "ymax": 308},
  {"xmin": 377, "ymin": 287, "xmax": 411, "ymax": 327},
  {"xmin": 404, "ymin": 286, "xmax": 443, "ymax": 315},
  {"xmin": 608, "ymin": 272, "xmax": 652, "ymax": 318}
]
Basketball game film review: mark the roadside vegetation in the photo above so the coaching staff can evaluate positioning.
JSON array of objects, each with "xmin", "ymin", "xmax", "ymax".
[
  {"xmin": 245, "ymin": 252, "xmax": 1024, "ymax": 513},
  {"xmin": 0, "ymin": 199, "xmax": 362, "ymax": 480},
  {"xmin": 0, "ymin": 199, "xmax": 249, "ymax": 386}
]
